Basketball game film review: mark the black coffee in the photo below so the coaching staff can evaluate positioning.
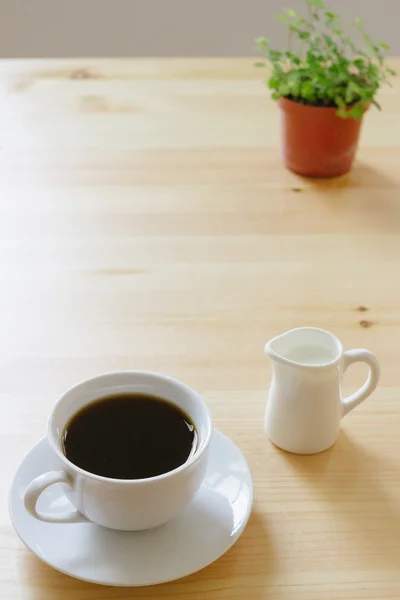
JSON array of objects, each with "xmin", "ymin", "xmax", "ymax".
[{"xmin": 62, "ymin": 393, "xmax": 197, "ymax": 480}]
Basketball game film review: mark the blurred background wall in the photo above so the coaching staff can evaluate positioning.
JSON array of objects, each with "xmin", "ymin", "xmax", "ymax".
[{"xmin": 0, "ymin": 0, "xmax": 398, "ymax": 58}]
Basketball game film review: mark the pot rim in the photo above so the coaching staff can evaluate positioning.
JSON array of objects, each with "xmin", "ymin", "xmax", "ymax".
[{"xmin": 279, "ymin": 96, "xmax": 369, "ymax": 115}]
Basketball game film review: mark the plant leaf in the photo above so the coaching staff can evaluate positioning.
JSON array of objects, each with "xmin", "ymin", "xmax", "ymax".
[
  {"xmin": 255, "ymin": 37, "xmax": 269, "ymax": 48},
  {"xmin": 279, "ymin": 82, "xmax": 291, "ymax": 96},
  {"xmin": 348, "ymin": 104, "xmax": 364, "ymax": 119},
  {"xmin": 268, "ymin": 76, "xmax": 280, "ymax": 89},
  {"xmin": 307, "ymin": 0, "xmax": 325, "ymax": 8},
  {"xmin": 301, "ymin": 81, "xmax": 316, "ymax": 100},
  {"xmin": 371, "ymin": 98, "xmax": 382, "ymax": 110},
  {"xmin": 268, "ymin": 49, "xmax": 283, "ymax": 62}
]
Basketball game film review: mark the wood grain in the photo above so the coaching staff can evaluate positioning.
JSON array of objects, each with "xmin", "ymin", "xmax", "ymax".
[{"xmin": 1, "ymin": 58, "xmax": 400, "ymax": 599}]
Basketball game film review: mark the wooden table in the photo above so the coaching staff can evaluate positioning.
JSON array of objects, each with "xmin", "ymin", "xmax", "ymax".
[{"xmin": 1, "ymin": 58, "xmax": 400, "ymax": 599}]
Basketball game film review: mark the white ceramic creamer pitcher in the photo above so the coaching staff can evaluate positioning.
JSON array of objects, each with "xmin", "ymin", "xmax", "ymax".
[{"xmin": 265, "ymin": 327, "xmax": 380, "ymax": 454}]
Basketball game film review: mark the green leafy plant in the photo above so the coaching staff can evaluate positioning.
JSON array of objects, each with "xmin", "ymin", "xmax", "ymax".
[{"xmin": 255, "ymin": 0, "xmax": 395, "ymax": 119}]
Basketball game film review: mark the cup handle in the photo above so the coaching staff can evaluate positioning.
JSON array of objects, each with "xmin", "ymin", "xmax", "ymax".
[
  {"xmin": 341, "ymin": 349, "xmax": 380, "ymax": 417},
  {"xmin": 24, "ymin": 471, "xmax": 88, "ymax": 524}
]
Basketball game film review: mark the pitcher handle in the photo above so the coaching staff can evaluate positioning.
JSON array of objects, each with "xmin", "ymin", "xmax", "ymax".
[{"xmin": 342, "ymin": 349, "xmax": 380, "ymax": 416}]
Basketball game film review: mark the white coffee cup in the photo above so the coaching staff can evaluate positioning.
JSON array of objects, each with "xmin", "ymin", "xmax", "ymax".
[{"xmin": 24, "ymin": 371, "xmax": 213, "ymax": 531}]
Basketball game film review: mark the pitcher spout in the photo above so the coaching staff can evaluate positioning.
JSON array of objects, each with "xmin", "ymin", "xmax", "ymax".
[
  {"xmin": 265, "ymin": 327, "xmax": 343, "ymax": 368},
  {"xmin": 264, "ymin": 333, "xmax": 288, "ymax": 363}
]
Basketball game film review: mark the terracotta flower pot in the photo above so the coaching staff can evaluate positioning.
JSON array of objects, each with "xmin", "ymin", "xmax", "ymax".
[{"xmin": 279, "ymin": 97, "xmax": 367, "ymax": 178}]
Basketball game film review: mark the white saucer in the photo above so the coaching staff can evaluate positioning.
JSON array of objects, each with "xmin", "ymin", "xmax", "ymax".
[{"xmin": 9, "ymin": 429, "xmax": 253, "ymax": 586}]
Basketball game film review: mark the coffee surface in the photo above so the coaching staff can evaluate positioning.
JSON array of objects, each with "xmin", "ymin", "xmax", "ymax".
[{"xmin": 62, "ymin": 393, "xmax": 197, "ymax": 480}]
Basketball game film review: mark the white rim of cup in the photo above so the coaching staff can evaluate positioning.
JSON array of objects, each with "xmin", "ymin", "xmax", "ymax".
[{"xmin": 47, "ymin": 371, "xmax": 213, "ymax": 485}]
